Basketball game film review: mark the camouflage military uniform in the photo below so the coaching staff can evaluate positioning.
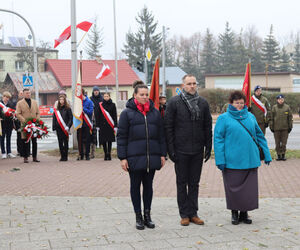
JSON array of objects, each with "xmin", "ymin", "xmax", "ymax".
[
  {"xmin": 269, "ymin": 103, "xmax": 293, "ymax": 159},
  {"xmin": 250, "ymin": 94, "xmax": 271, "ymax": 135}
]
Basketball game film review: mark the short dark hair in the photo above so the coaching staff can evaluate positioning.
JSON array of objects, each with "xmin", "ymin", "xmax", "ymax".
[
  {"xmin": 132, "ymin": 80, "xmax": 145, "ymax": 89},
  {"xmin": 134, "ymin": 84, "xmax": 148, "ymax": 94},
  {"xmin": 182, "ymin": 74, "xmax": 196, "ymax": 81},
  {"xmin": 23, "ymin": 88, "xmax": 30, "ymax": 92},
  {"xmin": 229, "ymin": 90, "xmax": 246, "ymax": 104},
  {"xmin": 103, "ymin": 92, "xmax": 110, "ymax": 97}
]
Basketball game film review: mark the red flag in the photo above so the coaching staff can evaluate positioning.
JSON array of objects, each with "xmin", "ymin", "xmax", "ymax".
[
  {"xmin": 242, "ymin": 63, "xmax": 251, "ymax": 107},
  {"xmin": 54, "ymin": 20, "xmax": 93, "ymax": 48},
  {"xmin": 96, "ymin": 63, "xmax": 112, "ymax": 79},
  {"xmin": 149, "ymin": 58, "xmax": 160, "ymax": 109}
]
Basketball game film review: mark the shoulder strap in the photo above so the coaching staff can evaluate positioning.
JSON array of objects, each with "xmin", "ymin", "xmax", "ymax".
[{"xmin": 237, "ymin": 119, "xmax": 260, "ymax": 147}]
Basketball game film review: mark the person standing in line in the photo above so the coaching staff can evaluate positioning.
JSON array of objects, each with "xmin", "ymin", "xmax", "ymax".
[
  {"xmin": 0, "ymin": 91, "xmax": 16, "ymax": 159},
  {"xmin": 52, "ymin": 94, "xmax": 73, "ymax": 161},
  {"xmin": 250, "ymin": 85, "xmax": 271, "ymax": 135},
  {"xmin": 269, "ymin": 94, "xmax": 293, "ymax": 161},
  {"xmin": 159, "ymin": 95, "xmax": 167, "ymax": 118},
  {"xmin": 117, "ymin": 84, "xmax": 166, "ymax": 230},
  {"xmin": 214, "ymin": 91, "xmax": 272, "ymax": 225},
  {"xmin": 99, "ymin": 93, "xmax": 117, "ymax": 160},
  {"xmin": 16, "ymin": 88, "xmax": 40, "ymax": 163},
  {"xmin": 13, "ymin": 91, "xmax": 24, "ymax": 156},
  {"xmin": 164, "ymin": 74, "xmax": 212, "ymax": 226}
]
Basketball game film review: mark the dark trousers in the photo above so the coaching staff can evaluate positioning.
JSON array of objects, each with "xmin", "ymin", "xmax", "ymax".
[
  {"xmin": 57, "ymin": 130, "xmax": 69, "ymax": 159},
  {"xmin": 102, "ymin": 141, "xmax": 112, "ymax": 155},
  {"xmin": 175, "ymin": 153, "xmax": 203, "ymax": 218},
  {"xmin": 129, "ymin": 170, "xmax": 155, "ymax": 213},
  {"xmin": 77, "ymin": 127, "xmax": 91, "ymax": 157},
  {"xmin": 0, "ymin": 128, "xmax": 13, "ymax": 154},
  {"xmin": 23, "ymin": 138, "xmax": 37, "ymax": 158},
  {"xmin": 274, "ymin": 130, "xmax": 289, "ymax": 155},
  {"xmin": 17, "ymin": 131, "xmax": 22, "ymax": 155}
]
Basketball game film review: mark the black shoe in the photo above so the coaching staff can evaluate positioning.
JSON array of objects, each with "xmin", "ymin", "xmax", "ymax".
[
  {"xmin": 135, "ymin": 212, "xmax": 145, "ymax": 230},
  {"xmin": 104, "ymin": 154, "xmax": 108, "ymax": 161},
  {"xmin": 276, "ymin": 154, "xmax": 282, "ymax": 161},
  {"xmin": 281, "ymin": 154, "xmax": 287, "ymax": 161},
  {"xmin": 86, "ymin": 155, "xmax": 90, "ymax": 161},
  {"xmin": 59, "ymin": 158, "xmax": 63, "ymax": 161},
  {"xmin": 239, "ymin": 211, "xmax": 252, "ymax": 224},
  {"xmin": 108, "ymin": 154, "xmax": 112, "ymax": 161},
  {"xmin": 144, "ymin": 209, "xmax": 155, "ymax": 229},
  {"xmin": 231, "ymin": 210, "xmax": 239, "ymax": 225}
]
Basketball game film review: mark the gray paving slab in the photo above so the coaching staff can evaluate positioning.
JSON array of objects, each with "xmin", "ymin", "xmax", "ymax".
[{"xmin": 0, "ymin": 196, "xmax": 299, "ymax": 249}]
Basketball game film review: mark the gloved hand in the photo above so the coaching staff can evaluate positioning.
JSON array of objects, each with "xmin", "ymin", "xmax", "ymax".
[
  {"xmin": 217, "ymin": 164, "xmax": 226, "ymax": 171},
  {"xmin": 288, "ymin": 128, "xmax": 292, "ymax": 133},
  {"xmin": 204, "ymin": 147, "xmax": 211, "ymax": 162},
  {"xmin": 265, "ymin": 161, "xmax": 271, "ymax": 165},
  {"xmin": 168, "ymin": 152, "xmax": 177, "ymax": 163},
  {"xmin": 96, "ymin": 127, "xmax": 100, "ymax": 131},
  {"xmin": 265, "ymin": 123, "xmax": 268, "ymax": 128},
  {"xmin": 66, "ymin": 126, "xmax": 69, "ymax": 132}
]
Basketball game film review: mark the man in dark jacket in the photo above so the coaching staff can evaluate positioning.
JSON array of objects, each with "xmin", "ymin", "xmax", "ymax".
[{"xmin": 164, "ymin": 74, "xmax": 212, "ymax": 226}]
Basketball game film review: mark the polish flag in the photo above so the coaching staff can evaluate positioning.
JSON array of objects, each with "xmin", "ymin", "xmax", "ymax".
[
  {"xmin": 96, "ymin": 64, "xmax": 112, "ymax": 79},
  {"xmin": 54, "ymin": 20, "xmax": 93, "ymax": 48}
]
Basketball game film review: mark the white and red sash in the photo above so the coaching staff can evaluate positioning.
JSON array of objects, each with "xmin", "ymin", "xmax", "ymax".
[
  {"xmin": 83, "ymin": 112, "xmax": 93, "ymax": 134},
  {"xmin": 0, "ymin": 102, "xmax": 15, "ymax": 118},
  {"xmin": 251, "ymin": 95, "xmax": 267, "ymax": 117},
  {"xmin": 53, "ymin": 108, "xmax": 69, "ymax": 137},
  {"xmin": 99, "ymin": 102, "xmax": 117, "ymax": 134}
]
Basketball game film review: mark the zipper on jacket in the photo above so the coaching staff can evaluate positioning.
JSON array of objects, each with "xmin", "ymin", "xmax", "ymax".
[{"xmin": 144, "ymin": 115, "xmax": 150, "ymax": 173}]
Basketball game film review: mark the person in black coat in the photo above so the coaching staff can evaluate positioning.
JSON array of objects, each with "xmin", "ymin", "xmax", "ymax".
[
  {"xmin": 90, "ymin": 86, "xmax": 103, "ymax": 148},
  {"xmin": 117, "ymin": 84, "xmax": 167, "ymax": 230},
  {"xmin": 52, "ymin": 95, "xmax": 73, "ymax": 161},
  {"xmin": 0, "ymin": 91, "xmax": 16, "ymax": 159},
  {"xmin": 99, "ymin": 93, "xmax": 117, "ymax": 160},
  {"xmin": 164, "ymin": 74, "xmax": 212, "ymax": 226}
]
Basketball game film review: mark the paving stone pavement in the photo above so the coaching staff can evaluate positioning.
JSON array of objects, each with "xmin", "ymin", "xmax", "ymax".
[{"xmin": 0, "ymin": 196, "xmax": 299, "ymax": 250}]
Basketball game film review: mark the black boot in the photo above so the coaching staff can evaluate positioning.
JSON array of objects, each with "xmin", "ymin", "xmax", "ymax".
[
  {"xmin": 231, "ymin": 210, "xmax": 239, "ymax": 225},
  {"xmin": 135, "ymin": 212, "xmax": 145, "ymax": 230},
  {"xmin": 281, "ymin": 154, "xmax": 286, "ymax": 161},
  {"xmin": 144, "ymin": 209, "xmax": 155, "ymax": 229},
  {"xmin": 239, "ymin": 211, "xmax": 252, "ymax": 224},
  {"xmin": 107, "ymin": 153, "xmax": 112, "ymax": 161},
  {"xmin": 276, "ymin": 154, "xmax": 282, "ymax": 161},
  {"xmin": 104, "ymin": 154, "xmax": 108, "ymax": 161}
]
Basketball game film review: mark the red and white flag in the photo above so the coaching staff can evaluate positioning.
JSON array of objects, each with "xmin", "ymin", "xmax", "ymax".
[
  {"xmin": 96, "ymin": 64, "xmax": 112, "ymax": 79},
  {"xmin": 242, "ymin": 63, "xmax": 251, "ymax": 107},
  {"xmin": 54, "ymin": 20, "xmax": 93, "ymax": 48}
]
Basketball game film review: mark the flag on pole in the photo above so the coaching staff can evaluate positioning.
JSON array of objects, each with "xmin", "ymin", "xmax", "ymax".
[
  {"xmin": 96, "ymin": 63, "xmax": 112, "ymax": 79},
  {"xmin": 242, "ymin": 63, "xmax": 251, "ymax": 107},
  {"xmin": 149, "ymin": 57, "xmax": 160, "ymax": 109},
  {"xmin": 73, "ymin": 65, "xmax": 83, "ymax": 130},
  {"xmin": 54, "ymin": 20, "xmax": 93, "ymax": 48}
]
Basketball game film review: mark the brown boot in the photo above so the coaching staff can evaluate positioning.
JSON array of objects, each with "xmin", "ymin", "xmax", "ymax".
[
  {"xmin": 33, "ymin": 157, "xmax": 40, "ymax": 162},
  {"xmin": 24, "ymin": 157, "xmax": 29, "ymax": 163},
  {"xmin": 190, "ymin": 216, "xmax": 204, "ymax": 225},
  {"xmin": 180, "ymin": 218, "xmax": 190, "ymax": 226}
]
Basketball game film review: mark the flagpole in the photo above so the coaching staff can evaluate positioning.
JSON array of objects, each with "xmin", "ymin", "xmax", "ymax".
[
  {"xmin": 71, "ymin": 0, "xmax": 78, "ymax": 149},
  {"xmin": 113, "ymin": 0, "xmax": 119, "ymax": 107},
  {"xmin": 77, "ymin": 31, "xmax": 88, "ymax": 48}
]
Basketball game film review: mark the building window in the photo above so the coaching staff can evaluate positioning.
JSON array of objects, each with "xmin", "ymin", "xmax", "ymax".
[
  {"xmin": 119, "ymin": 91, "xmax": 128, "ymax": 101},
  {"xmin": 0, "ymin": 60, "xmax": 4, "ymax": 70},
  {"xmin": 15, "ymin": 61, "xmax": 24, "ymax": 71}
]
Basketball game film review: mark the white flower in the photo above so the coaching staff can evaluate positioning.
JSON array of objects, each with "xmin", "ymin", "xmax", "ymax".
[
  {"xmin": 33, "ymin": 128, "xmax": 36, "ymax": 132},
  {"xmin": 27, "ymin": 128, "xmax": 31, "ymax": 132},
  {"xmin": 33, "ymin": 133, "xmax": 37, "ymax": 137}
]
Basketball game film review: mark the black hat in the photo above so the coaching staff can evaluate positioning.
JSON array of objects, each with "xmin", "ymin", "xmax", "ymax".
[{"xmin": 276, "ymin": 94, "xmax": 284, "ymax": 99}]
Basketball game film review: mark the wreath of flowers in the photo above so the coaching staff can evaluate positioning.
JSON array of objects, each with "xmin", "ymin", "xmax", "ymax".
[{"xmin": 21, "ymin": 118, "xmax": 49, "ymax": 142}]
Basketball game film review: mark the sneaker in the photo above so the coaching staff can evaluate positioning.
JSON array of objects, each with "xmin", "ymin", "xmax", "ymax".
[
  {"xmin": 8, "ymin": 153, "xmax": 16, "ymax": 158},
  {"xmin": 2, "ymin": 154, "xmax": 7, "ymax": 159}
]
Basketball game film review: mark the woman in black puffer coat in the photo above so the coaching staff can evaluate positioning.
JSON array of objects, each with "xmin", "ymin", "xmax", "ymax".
[{"xmin": 117, "ymin": 84, "xmax": 166, "ymax": 230}]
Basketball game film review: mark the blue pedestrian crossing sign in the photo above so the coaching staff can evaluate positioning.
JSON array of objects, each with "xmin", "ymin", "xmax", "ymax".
[{"xmin": 23, "ymin": 75, "xmax": 33, "ymax": 87}]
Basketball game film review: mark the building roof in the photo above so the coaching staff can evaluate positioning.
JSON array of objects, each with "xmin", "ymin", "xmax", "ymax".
[
  {"xmin": 5, "ymin": 72, "xmax": 61, "ymax": 93},
  {"xmin": 132, "ymin": 66, "xmax": 187, "ymax": 85},
  {"xmin": 0, "ymin": 43, "xmax": 58, "ymax": 53},
  {"xmin": 46, "ymin": 59, "xmax": 140, "ymax": 87},
  {"xmin": 205, "ymin": 72, "xmax": 300, "ymax": 77}
]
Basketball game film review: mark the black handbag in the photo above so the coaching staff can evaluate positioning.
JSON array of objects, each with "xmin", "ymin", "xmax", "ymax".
[{"xmin": 237, "ymin": 120, "xmax": 265, "ymax": 161}]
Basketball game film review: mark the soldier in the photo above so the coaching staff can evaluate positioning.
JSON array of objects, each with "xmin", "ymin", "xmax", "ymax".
[
  {"xmin": 269, "ymin": 94, "xmax": 293, "ymax": 161},
  {"xmin": 250, "ymin": 85, "xmax": 271, "ymax": 135}
]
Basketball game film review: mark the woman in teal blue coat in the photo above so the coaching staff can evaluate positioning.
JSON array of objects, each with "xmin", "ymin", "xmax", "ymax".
[{"xmin": 214, "ymin": 91, "xmax": 272, "ymax": 225}]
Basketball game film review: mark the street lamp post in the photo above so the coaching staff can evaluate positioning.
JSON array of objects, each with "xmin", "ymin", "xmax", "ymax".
[{"xmin": 0, "ymin": 8, "xmax": 39, "ymax": 105}]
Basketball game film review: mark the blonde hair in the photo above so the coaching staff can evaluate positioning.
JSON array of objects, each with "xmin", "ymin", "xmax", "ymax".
[{"xmin": 2, "ymin": 91, "xmax": 12, "ymax": 98}]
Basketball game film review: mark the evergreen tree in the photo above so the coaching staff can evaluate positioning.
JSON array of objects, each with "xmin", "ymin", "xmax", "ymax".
[
  {"xmin": 84, "ymin": 17, "xmax": 104, "ymax": 59},
  {"xmin": 261, "ymin": 25, "xmax": 280, "ymax": 72},
  {"xmin": 279, "ymin": 47, "xmax": 291, "ymax": 72},
  {"xmin": 122, "ymin": 6, "xmax": 162, "ymax": 70},
  {"xmin": 201, "ymin": 28, "xmax": 217, "ymax": 74},
  {"xmin": 234, "ymin": 30, "xmax": 249, "ymax": 73},
  {"xmin": 293, "ymin": 35, "xmax": 300, "ymax": 72},
  {"xmin": 216, "ymin": 22, "xmax": 236, "ymax": 73}
]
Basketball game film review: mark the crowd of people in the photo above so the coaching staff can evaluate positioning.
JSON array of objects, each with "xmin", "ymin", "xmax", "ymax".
[{"xmin": 0, "ymin": 74, "xmax": 296, "ymax": 230}]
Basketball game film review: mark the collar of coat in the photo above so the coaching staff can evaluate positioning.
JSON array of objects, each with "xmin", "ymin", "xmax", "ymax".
[{"xmin": 227, "ymin": 105, "xmax": 249, "ymax": 120}]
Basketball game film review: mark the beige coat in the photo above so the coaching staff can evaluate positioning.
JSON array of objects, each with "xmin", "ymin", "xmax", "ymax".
[{"xmin": 16, "ymin": 99, "xmax": 40, "ymax": 139}]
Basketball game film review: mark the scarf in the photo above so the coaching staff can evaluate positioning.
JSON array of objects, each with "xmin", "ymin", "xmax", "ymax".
[
  {"xmin": 134, "ymin": 99, "xmax": 150, "ymax": 116},
  {"xmin": 180, "ymin": 89, "xmax": 201, "ymax": 121}
]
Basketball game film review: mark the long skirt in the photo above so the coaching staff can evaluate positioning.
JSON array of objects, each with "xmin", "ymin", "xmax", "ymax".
[{"xmin": 222, "ymin": 168, "xmax": 258, "ymax": 211}]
